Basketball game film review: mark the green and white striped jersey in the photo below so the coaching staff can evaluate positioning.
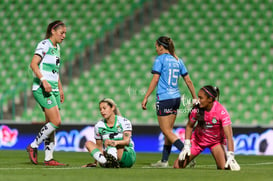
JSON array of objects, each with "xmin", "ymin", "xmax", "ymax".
[
  {"xmin": 32, "ymin": 39, "xmax": 61, "ymax": 91},
  {"xmin": 94, "ymin": 115, "xmax": 135, "ymax": 149}
]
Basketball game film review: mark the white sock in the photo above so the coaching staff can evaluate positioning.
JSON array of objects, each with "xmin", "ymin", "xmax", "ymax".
[
  {"xmin": 92, "ymin": 149, "xmax": 106, "ymax": 164},
  {"xmin": 107, "ymin": 147, "xmax": 117, "ymax": 159},
  {"xmin": 31, "ymin": 122, "xmax": 57, "ymax": 148},
  {"xmin": 44, "ymin": 131, "xmax": 55, "ymax": 161}
]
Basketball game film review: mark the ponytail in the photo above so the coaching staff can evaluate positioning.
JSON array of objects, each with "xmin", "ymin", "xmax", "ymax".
[
  {"xmin": 157, "ymin": 36, "xmax": 176, "ymax": 59},
  {"xmin": 189, "ymin": 104, "xmax": 206, "ymax": 128}
]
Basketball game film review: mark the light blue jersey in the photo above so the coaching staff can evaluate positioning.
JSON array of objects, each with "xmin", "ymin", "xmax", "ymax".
[{"xmin": 151, "ymin": 53, "xmax": 188, "ymax": 101}]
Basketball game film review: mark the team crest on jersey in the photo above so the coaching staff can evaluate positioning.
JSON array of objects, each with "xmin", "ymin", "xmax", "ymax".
[
  {"xmin": 212, "ymin": 118, "xmax": 217, "ymax": 124},
  {"xmin": 47, "ymin": 98, "xmax": 52, "ymax": 105},
  {"xmin": 117, "ymin": 125, "xmax": 121, "ymax": 132}
]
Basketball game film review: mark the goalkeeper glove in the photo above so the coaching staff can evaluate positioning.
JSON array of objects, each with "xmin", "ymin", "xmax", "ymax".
[
  {"xmin": 178, "ymin": 139, "xmax": 191, "ymax": 161},
  {"xmin": 225, "ymin": 151, "xmax": 240, "ymax": 171},
  {"xmin": 192, "ymin": 99, "xmax": 199, "ymax": 106}
]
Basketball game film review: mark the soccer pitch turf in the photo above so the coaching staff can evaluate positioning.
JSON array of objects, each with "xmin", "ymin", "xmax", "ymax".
[{"xmin": 0, "ymin": 151, "xmax": 272, "ymax": 181}]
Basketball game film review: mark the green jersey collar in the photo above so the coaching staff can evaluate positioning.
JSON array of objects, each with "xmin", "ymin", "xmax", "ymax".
[{"xmin": 104, "ymin": 115, "xmax": 117, "ymax": 128}]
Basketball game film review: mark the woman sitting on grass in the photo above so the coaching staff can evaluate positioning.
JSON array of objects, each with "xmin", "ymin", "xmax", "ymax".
[{"xmin": 82, "ymin": 98, "xmax": 136, "ymax": 168}]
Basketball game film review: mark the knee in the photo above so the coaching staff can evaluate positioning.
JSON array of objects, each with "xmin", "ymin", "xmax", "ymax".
[
  {"xmin": 55, "ymin": 120, "xmax": 61, "ymax": 127},
  {"xmin": 50, "ymin": 120, "xmax": 61, "ymax": 127},
  {"xmin": 50, "ymin": 118, "xmax": 61, "ymax": 127},
  {"xmin": 85, "ymin": 141, "xmax": 92, "ymax": 148},
  {"xmin": 85, "ymin": 141, "xmax": 96, "ymax": 151}
]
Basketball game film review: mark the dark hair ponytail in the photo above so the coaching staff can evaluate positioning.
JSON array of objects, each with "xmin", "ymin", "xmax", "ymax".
[
  {"xmin": 45, "ymin": 20, "xmax": 65, "ymax": 39},
  {"xmin": 156, "ymin": 36, "xmax": 176, "ymax": 59},
  {"xmin": 189, "ymin": 85, "xmax": 220, "ymax": 128},
  {"xmin": 189, "ymin": 104, "xmax": 206, "ymax": 128}
]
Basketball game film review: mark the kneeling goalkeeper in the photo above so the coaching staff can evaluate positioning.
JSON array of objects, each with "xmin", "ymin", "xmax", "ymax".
[{"xmin": 174, "ymin": 85, "xmax": 240, "ymax": 171}]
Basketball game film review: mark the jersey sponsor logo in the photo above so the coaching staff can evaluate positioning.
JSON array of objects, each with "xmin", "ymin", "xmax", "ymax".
[
  {"xmin": 47, "ymin": 98, "xmax": 52, "ymax": 105},
  {"xmin": 109, "ymin": 132, "xmax": 119, "ymax": 139},
  {"xmin": 36, "ymin": 48, "xmax": 43, "ymax": 51},
  {"xmin": 164, "ymin": 108, "xmax": 173, "ymax": 113},
  {"xmin": 156, "ymin": 102, "xmax": 159, "ymax": 111},
  {"xmin": 221, "ymin": 111, "xmax": 226, "ymax": 115},
  {"xmin": 56, "ymin": 57, "xmax": 60, "ymax": 66},
  {"xmin": 172, "ymin": 62, "xmax": 179, "ymax": 68},
  {"xmin": 125, "ymin": 123, "xmax": 131, "ymax": 129},
  {"xmin": 206, "ymin": 124, "xmax": 213, "ymax": 128},
  {"xmin": 101, "ymin": 129, "xmax": 107, "ymax": 135}
]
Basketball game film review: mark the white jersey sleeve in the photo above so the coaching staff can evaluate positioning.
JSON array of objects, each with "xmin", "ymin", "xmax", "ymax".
[
  {"xmin": 118, "ymin": 116, "xmax": 132, "ymax": 132},
  {"xmin": 34, "ymin": 40, "xmax": 49, "ymax": 58}
]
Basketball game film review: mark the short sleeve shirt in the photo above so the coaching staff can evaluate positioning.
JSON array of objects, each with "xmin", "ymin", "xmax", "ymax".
[
  {"xmin": 94, "ymin": 115, "xmax": 134, "ymax": 150},
  {"xmin": 189, "ymin": 101, "xmax": 232, "ymax": 146},
  {"xmin": 32, "ymin": 39, "xmax": 61, "ymax": 91},
  {"xmin": 151, "ymin": 53, "xmax": 188, "ymax": 101}
]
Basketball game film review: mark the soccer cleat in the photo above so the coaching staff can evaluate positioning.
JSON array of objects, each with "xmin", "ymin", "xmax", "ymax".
[
  {"xmin": 151, "ymin": 160, "xmax": 169, "ymax": 168},
  {"xmin": 44, "ymin": 159, "xmax": 68, "ymax": 166},
  {"xmin": 104, "ymin": 153, "xmax": 120, "ymax": 168},
  {"xmin": 26, "ymin": 144, "xmax": 38, "ymax": 165}
]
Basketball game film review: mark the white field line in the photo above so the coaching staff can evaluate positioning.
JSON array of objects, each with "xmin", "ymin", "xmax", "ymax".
[
  {"xmin": 0, "ymin": 167, "xmax": 84, "ymax": 170},
  {"xmin": 142, "ymin": 162, "xmax": 273, "ymax": 169},
  {"xmin": 0, "ymin": 162, "xmax": 273, "ymax": 170}
]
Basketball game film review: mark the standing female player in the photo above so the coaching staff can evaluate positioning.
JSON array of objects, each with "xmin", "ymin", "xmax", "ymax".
[
  {"xmin": 27, "ymin": 20, "xmax": 67, "ymax": 166},
  {"xmin": 142, "ymin": 36, "xmax": 197, "ymax": 167},
  {"xmin": 83, "ymin": 98, "xmax": 136, "ymax": 168},
  {"xmin": 174, "ymin": 85, "xmax": 240, "ymax": 171}
]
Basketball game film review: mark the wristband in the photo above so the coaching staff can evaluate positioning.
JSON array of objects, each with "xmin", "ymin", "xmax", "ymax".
[
  {"xmin": 40, "ymin": 77, "xmax": 46, "ymax": 81},
  {"xmin": 184, "ymin": 139, "xmax": 191, "ymax": 145}
]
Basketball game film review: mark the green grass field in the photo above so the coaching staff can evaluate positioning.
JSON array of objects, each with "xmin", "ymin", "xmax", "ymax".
[{"xmin": 0, "ymin": 150, "xmax": 272, "ymax": 181}]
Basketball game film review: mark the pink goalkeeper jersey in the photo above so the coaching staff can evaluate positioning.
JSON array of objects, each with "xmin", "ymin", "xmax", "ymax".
[{"xmin": 189, "ymin": 101, "xmax": 231, "ymax": 146}]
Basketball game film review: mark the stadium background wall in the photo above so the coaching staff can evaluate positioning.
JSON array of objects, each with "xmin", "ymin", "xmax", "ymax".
[{"xmin": 0, "ymin": 123, "xmax": 272, "ymax": 155}]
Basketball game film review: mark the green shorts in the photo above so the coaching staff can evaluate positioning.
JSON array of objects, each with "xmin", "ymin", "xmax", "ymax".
[
  {"xmin": 33, "ymin": 88, "xmax": 61, "ymax": 110},
  {"xmin": 119, "ymin": 147, "xmax": 136, "ymax": 168}
]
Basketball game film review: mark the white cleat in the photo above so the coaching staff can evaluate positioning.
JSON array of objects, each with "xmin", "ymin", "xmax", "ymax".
[{"xmin": 150, "ymin": 160, "xmax": 169, "ymax": 168}]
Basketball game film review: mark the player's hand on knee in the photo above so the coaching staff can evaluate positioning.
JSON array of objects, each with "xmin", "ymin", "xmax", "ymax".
[
  {"xmin": 225, "ymin": 151, "xmax": 240, "ymax": 171},
  {"xmin": 179, "ymin": 139, "xmax": 191, "ymax": 161}
]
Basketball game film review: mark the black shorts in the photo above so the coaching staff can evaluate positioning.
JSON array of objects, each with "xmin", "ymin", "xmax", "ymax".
[{"xmin": 156, "ymin": 98, "xmax": 181, "ymax": 116}]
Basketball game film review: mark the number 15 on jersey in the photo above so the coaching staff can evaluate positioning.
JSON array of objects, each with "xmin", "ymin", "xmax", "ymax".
[{"xmin": 168, "ymin": 68, "xmax": 179, "ymax": 86}]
